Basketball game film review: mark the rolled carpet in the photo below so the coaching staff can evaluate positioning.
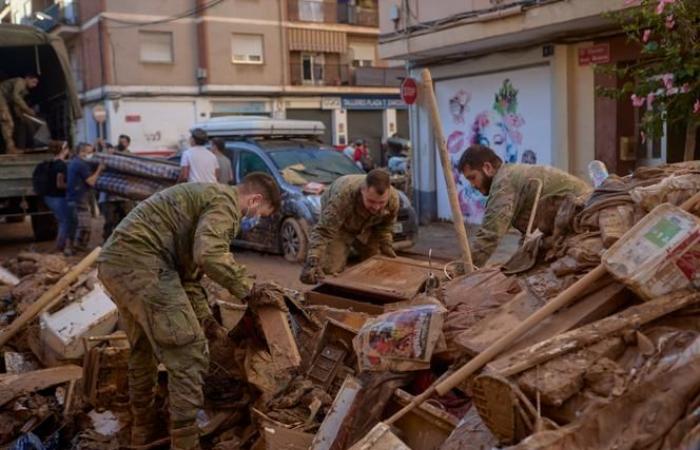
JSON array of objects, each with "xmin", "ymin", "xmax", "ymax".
[
  {"xmin": 93, "ymin": 152, "xmax": 181, "ymax": 181},
  {"xmin": 95, "ymin": 171, "xmax": 173, "ymax": 201}
]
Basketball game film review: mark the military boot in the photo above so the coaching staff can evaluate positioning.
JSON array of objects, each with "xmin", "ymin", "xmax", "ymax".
[
  {"xmin": 130, "ymin": 400, "xmax": 160, "ymax": 447},
  {"xmin": 170, "ymin": 422, "xmax": 201, "ymax": 450}
]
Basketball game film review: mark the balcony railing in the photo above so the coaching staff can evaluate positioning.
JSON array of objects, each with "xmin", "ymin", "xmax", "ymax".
[
  {"xmin": 288, "ymin": 0, "xmax": 379, "ymax": 27},
  {"xmin": 290, "ymin": 63, "xmax": 404, "ymax": 87},
  {"xmin": 33, "ymin": 2, "xmax": 79, "ymax": 33}
]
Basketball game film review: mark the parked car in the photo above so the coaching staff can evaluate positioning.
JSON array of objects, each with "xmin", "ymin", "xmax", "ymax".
[{"xmin": 184, "ymin": 117, "xmax": 418, "ymax": 262}]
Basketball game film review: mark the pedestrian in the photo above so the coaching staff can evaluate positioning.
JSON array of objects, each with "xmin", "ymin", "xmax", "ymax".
[
  {"xmin": 211, "ymin": 138, "xmax": 233, "ymax": 184},
  {"xmin": 457, "ymin": 144, "xmax": 590, "ymax": 267},
  {"xmin": 65, "ymin": 142, "xmax": 104, "ymax": 254},
  {"xmin": 97, "ymin": 142, "xmax": 134, "ymax": 241},
  {"xmin": 117, "ymin": 134, "xmax": 131, "ymax": 152},
  {"xmin": 97, "ymin": 173, "xmax": 281, "ymax": 449},
  {"xmin": 35, "ymin": 140, "xmax": 70, "ymax": 252},
  {"xmin": 0, "ymin": 74, "xmax": 39, "ymax": 154},
  {"xmin": 178, "ymin": 128, "xmax": 219, "ymax": 183},
  {"xmin": 300, "ymin": 168, "xmax": 399, "ymax": 284}
]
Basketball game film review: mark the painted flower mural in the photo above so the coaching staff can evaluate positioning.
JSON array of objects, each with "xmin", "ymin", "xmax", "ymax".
[{"xmin": 493, "ymin": 79, "xmax": 526, "ymax": 163}]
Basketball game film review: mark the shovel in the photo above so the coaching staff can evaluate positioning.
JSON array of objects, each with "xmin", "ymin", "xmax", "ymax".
[
  {"xmin": 502, "ymin": 178, "xmax": 544, "ymax": 274},
  {"xmin": 351, "ymin": 191, "xmax": 700, "ymax": 450}
]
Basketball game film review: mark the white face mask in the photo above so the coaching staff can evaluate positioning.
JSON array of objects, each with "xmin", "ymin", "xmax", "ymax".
[{"xmin": 83, "ymin": 153, "xmax": 94, "ymax": 160}]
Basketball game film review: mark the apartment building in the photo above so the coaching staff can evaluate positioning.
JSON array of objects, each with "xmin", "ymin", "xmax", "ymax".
[
  {"xmin": 9, "ymin": 0, "xmax": 406, "ymax": 159},
  {"xmin": 379, "ymin": 0, "xmax": 682, "ymax": 223}
]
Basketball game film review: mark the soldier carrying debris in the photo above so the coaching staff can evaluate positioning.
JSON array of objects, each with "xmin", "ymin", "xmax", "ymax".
[
  {"xmin": 300, "ymin": 168, "xmax": 399, "ymax": 284},
  {"xmin": 0, "ymin": 74, "xmax": 39, "ymax": 154},
  {"xmin": 97, "ymin": 174, "xmax": 281, "ymax": 450},
  {"xmin": 458, "ymin": 144, "xmax": 590, "ymax": 267}
]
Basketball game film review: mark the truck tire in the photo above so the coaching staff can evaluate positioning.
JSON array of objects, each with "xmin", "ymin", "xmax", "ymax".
[
  {"xmin": 31, "ymin": 214, "xmax": 58, "ymax": 242},
  {"xmin": 280, "ymin": 217, "xmax": 308, "ymax": 263}
]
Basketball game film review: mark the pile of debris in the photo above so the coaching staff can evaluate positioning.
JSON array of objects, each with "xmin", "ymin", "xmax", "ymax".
[{"xmin": 0, "ymin": 161, "xmax": 699, "ymax": 450}]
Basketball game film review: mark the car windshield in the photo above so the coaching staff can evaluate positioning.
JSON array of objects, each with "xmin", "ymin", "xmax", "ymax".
[{"xmin": 268, "ymin": 148, "xmax": 364, "ymax": 185}]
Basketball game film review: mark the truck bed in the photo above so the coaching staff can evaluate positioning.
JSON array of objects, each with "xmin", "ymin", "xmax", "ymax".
[{"xmin": 0, "ymin": 153, "xmax": 51, "ymax": 198}]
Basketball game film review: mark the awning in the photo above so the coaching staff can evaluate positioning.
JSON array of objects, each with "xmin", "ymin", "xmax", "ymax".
[{"xmin": 287, "ymin": 28, "xmax": 346, "ymax": 53}]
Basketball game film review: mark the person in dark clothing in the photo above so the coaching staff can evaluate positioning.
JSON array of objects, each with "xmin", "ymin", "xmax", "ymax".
[
  {"xmin": 98, "ymin": 141, "xmax": 134, "ymax": 241},
  {"xmin": 42, "ymin": 141, "xmax": 70, "ymax": 252},
  {"xmin": 65, "ymin": 142, "xmax": 104, "ymax": 254}
]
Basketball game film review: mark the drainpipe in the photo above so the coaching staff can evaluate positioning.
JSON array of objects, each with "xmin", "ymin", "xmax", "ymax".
[{"xmin": 196, "ymin": 0, "xmax": 210, "ymax": 94}]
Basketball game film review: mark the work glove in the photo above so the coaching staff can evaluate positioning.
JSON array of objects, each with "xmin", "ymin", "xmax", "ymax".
[
  {"xmin": 201, "ymin": 315, "xmax": 228, "ymax": 341},
  {"xmin": 247, "ymin": 282, "xmax": 289, "ymax": 312},
  {"xmin": 380, "ymin": 243, "xmax": 397, "ymax": 258},
  {"xmin": 300, "ymin": 256, "xmax": 325, "ymax": 285}
]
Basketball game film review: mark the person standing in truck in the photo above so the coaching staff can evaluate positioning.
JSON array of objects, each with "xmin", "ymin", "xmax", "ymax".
[{"xmin": 0, "ymin": 74, "xmax": 39, "ymax": 154}]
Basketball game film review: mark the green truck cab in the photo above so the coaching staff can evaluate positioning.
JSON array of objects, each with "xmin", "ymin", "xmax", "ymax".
[{"xmin": 0, "ymin": 25, "xmax": 82, "ymax": 240}]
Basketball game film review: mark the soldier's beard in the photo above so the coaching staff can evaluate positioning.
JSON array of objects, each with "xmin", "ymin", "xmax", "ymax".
[{"xmin": 480, "ymin": 171, "xmax": 494, "ymax": 195}]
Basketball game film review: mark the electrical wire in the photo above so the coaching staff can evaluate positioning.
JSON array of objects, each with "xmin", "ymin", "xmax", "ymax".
[{"xmin": 104, "ymin": 0, "xmax": 225, "ymax": 28}]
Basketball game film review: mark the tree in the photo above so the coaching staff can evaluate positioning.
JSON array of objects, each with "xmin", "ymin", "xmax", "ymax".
[{"xmin": 598, "ymin": 0, "xmax": 700, "ymax": 160}]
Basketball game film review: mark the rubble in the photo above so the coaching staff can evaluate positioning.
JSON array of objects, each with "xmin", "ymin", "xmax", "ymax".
[{"xmin": 0, "ymin": 163, "xmax": 698, "ymax": 449}]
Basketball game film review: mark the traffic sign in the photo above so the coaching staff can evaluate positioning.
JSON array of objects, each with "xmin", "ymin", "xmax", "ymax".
[
  {"xmin": 400, "ymin": 77, "xmax": 418, "ymax": 105},
  {"xmin": 92, "ymin": 104, "xmax": 107, "ymax": 123}
]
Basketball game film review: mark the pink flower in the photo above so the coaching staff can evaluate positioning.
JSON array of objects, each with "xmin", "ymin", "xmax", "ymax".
[
  {"xmin": 631, "ymin": 94, "xmax": 645, "ymax": 108},
  {"xmin": 681, "ymin": 83, "xmax": 690, "ymax": 94},
  {"xmin": 665, "ymin": 14, "xmax": 675, "ymax": 29},
  {"xmin": 642, "ymin": 29, "xmax": 652, "ymax": 43},
  {"xmin": 640, "ymin": 131, "xmax": 647, "ymax": 144},
  {"xmin": 447, "ymin": 131, "xmax": 465, "ymax": 154},
  {"xmin": 504, "ymin": 112, "xmax": 525, "ymax": 128},
  {"xmin": 694, "ymin": 99, "xmax": 700, "ymax": 114},
  {"xmin": 656, "ymin": 0, "xmax": 675, "ymax": 15},
  {"xmin": 647, "ymin": 92, "xmax": 656, "ymax": 106},
  {"xmin": 662, "ymin": 73, "xmax": 674, "ymax": 90}
]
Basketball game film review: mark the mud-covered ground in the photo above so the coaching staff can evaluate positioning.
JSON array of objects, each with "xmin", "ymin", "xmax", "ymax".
[{"xmin": 0, "ymin": 217, "xmax": 519, "ymax": 289}]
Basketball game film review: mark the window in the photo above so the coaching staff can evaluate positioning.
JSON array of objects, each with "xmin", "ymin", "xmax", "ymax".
[
  {"xmin": 301, "ymin": 53, "xmax": 324, "ymax": 85},
  {"xmin": 299, "ymin": 0, "xmax": 324, "ymax": 22},
  {"xmin": 349, "ymin": 41, "xmax": 375, "ymax": 67},
  {"xmin": 238, "ymin": 151, "xmax": 271, "ymax": 179},
  {"xmin": 231, "ymin": 34, "xmax": 264, "ymax": 64},
  {"xmin": 139, "ymin": 31, "xmax": 174, "ymax": 64}
]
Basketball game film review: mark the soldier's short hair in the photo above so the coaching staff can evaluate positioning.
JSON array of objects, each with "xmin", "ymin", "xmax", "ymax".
[
  {"xmin": 191, "ymin": 128, "xmax": 208, "ymax": 146},
  {"xmin": 458, "ymin": 144, "xmax": 503, "ymax": 172},
  {"xmin": 241, "ymin": 172, "xmax": 282, "ymax": 213},
  {"xmin": 365, "ymin": 168, "xmax": 391, "ymax": 195}
]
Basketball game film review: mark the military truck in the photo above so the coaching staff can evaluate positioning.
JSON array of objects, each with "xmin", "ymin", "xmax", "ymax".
[{"xmin": 0, "ymin": 25, "xmax": 82, "ymax": 240}]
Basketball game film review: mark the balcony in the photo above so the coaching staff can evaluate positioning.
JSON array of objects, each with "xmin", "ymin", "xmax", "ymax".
[
  {"xmin": 290, "ymin": 63, "xmax": 403, "ymax": 87},
  {"xmin": 288, "ymin": 0, "xmax": 379, "ymax": 28},
  {"xmin": 32, "ymin": 2, "xmax": 80, "ymax": 35}
]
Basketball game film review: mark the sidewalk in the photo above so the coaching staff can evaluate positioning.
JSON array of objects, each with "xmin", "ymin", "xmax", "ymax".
[{"xmin": 402, "ymin": 221, "xmax": 520, "ymax": 266}]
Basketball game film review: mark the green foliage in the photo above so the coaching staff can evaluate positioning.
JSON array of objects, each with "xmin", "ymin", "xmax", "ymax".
[{"xmin": 598, "ymin": 0, "xmax": 700, "ymax": 141}]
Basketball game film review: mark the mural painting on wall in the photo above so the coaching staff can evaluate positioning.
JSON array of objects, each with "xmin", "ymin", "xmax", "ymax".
[{"xmin": 437, "ymin": 66, "xmax": 552, "ymax": 224}]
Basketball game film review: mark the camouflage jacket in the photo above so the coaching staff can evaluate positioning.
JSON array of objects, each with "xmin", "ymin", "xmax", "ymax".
[
  {"xmin": 99, "ymin": 183, "xmax": 250, "ymax": 317},
  {"xmin": 0, "ymin": 78, "xmax": 33, "ymax": 116},
  {"xmin": 308, "ymin": 174, "xmax": 400, "ymax": 261},
  {"xmin": 471, "ymin": 164, "xmax": 590, "ymax": 267}
]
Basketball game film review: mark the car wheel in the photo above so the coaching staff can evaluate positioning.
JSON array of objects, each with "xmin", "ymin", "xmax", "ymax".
[{"xmin": 280, "ymin": 218, "xmax": 307, "ymax": 263}]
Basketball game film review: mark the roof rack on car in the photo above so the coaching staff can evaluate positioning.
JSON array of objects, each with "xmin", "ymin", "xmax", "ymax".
[{"xmin": 192, "ymin": 116, "xmax": 326, "ymax": 138}]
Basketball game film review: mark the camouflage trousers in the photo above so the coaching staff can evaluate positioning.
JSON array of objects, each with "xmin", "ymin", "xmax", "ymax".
[
  {"xmin": 98, "ymin": 261, "xmax": 209, "ymax": 425},
  {"xmin": 322, "ymin": 232, "xmax": 379, "ymax": 274},
  {"xmin": 0, "ymin": 97, "xmax": 15, "ymax": 153}
]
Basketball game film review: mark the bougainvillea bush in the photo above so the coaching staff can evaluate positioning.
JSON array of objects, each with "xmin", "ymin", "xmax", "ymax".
[{"xmin": 598, "ymin": 0, "xmax": 699, "ymax": 156}]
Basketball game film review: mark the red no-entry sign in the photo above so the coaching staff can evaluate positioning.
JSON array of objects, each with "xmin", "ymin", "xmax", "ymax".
[{"xmin": 400, "ymin": 77, "xmax": 418, "ymax": 105}]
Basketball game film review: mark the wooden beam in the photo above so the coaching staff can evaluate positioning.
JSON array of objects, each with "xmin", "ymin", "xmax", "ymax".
[
  {"xmin": 0, "ymin": 365, "xmax": 82, "ymax": 407},
  {"xmin": 488, "ymin": 290, "xmax": 700, "ymax": 377},
  {"xmin": 257, "ymin": 306, "xmax": 301, "ymax": 370}
]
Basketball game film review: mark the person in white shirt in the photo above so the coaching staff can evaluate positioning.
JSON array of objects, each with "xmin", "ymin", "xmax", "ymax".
[{"xmin": 178, "ymin": 128, "xmax": 219, "ymax": 183}]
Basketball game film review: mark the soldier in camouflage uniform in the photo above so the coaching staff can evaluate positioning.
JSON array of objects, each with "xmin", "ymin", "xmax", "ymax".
[
  {"xmin": 97, "ymin": 174, "xmax": 280, "ymax": 450},
  {"xmin": 300, "ymin": 169, "xmax": 399, "ymax": 284},
  {"xmin": 458, "ymin": 145, "xmax": 590, "ymax": 267},
  {"xmin": 0, "ymin": 75, "xmax": 39, "ymax": 153}
]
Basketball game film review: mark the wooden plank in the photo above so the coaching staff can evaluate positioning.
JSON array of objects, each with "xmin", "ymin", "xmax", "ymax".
[
  {"xmin": 257, "ymin": 306, "xmax": 301, "ymax": 370},
  {"xmin": 488, "ymin": 290, "xmax": 700, "ymax": 377},
  {"xmin": 504, "ymin": 281, "xmax": 630, "ymax": 355},
  {"xmin": 453, "ymin": 290, "xmax": 545, "ymax": 357},
  {"xmin": 0, "ymin": 365, "xmax": 82, "ymax": 406}
]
